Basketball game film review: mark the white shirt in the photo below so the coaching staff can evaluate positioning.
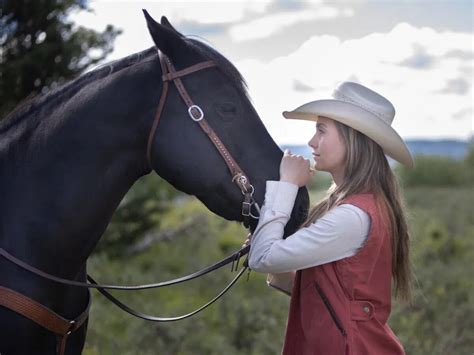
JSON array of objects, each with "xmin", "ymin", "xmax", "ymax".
[{"xmin": 248, "ymin": 181, "xmax": 370, "ymax": 274}]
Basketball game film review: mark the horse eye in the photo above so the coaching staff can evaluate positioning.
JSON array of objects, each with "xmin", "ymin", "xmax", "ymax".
[{"xmin": 215, "ymin": 102, "xmax": 237, "ymax": 121}]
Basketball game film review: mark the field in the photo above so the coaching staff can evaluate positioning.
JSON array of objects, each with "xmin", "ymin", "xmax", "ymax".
[{"xmin": 83, "ymin": 175, "xmax": 474, "ymax": 354}]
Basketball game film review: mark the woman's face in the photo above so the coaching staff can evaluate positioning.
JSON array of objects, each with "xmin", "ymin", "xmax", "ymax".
[{"xmin": 308, "ymin": 116, "xmax": 347, "ymax": 180}]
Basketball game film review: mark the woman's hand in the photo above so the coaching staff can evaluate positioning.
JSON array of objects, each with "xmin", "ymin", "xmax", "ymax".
[{"xmin": 279, "ymin": 149, "xmax": 315, "ymax": 187}]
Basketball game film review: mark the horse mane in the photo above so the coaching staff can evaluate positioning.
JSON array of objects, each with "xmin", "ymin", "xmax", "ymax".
[
  {"xmin": 0, "ymin": 47, "xmax": 157, "ymax": 134},
  {"xmin": 0, "ymin": 37, "xmax": 248, "ymax": 135}
]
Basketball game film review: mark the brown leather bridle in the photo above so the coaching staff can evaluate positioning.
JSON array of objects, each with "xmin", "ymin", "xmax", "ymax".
[
  {"xmin": 0, "ymin": 50, "xmax": 259, "ymax": 355},
  {"xmin": 146, "ymin": 51, "xmax": 261, "ymax": 224}
]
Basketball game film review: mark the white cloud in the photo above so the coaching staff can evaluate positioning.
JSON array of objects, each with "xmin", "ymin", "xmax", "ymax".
[
  {"xmin": 235, "ymin": 23, "xmax": 473, "ymax": 143},
  {"xmin": 86, "ymin": 0, "xmax": 270, "ymax": 25},
  {"xmin": 72, "ymin": 3, "xmax": 473, "ymax": 143},
  {"xmin": 229, "ymin": 6, "xmax": 354, "ymax": 42},
  {"xmin": 73, "ymin": 1, "xmax": 272, "ymax": 60},
  {"xmin": 158, "ymin": 0, "xmax": 270, "ymax": 25}
]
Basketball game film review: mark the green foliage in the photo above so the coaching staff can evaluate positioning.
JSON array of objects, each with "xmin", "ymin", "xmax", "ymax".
[
  {"xmin": 84, "ymin": 181, "xmax": 474, "ymax": 354},
  {"xmin": 85, "ymin": 196, "xmax": 290, "ymax": 354},
  {"xmin": 0, "ymin": 0, "xmax": 121, "ymax": 118},
  {"xmin": 95, "ymin": 174, "xmax": 181, "ymax": 257},
  {"xmin": 307, "ymin": 170, "xmax": 333, "ymax": 192},
  {"xmin": 464, "ymin": 141, "xmax": 474, "ymax": 169},
  {"xmin": 395, "ymin": 154, "xmax": 473, "ymax": 187},
  {"xmin": 390, "ymin": 187, "xmax": 474, "ymax": 354}
]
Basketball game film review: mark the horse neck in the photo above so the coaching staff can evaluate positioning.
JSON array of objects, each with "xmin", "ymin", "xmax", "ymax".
[{"xmin": 1, "ymin": 59, "xmax": 161, "ymax": 277}]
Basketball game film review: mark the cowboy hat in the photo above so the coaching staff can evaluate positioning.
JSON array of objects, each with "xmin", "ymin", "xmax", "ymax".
[{"xmin": 282, "ymin": 81, "xmax": 414, "ymax": 168}]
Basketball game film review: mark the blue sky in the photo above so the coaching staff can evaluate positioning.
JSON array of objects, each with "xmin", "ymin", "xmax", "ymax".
[{"xmin": 74, "ymin": 0, "xmax": 473, "ymax": 144}]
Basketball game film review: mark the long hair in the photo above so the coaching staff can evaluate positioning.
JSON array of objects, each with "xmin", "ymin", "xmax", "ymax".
[{"xmin": 303, "ymin": 120, "xmax": 413, "ymax": 301}]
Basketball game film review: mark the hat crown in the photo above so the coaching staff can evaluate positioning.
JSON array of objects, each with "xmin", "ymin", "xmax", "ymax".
[{"xmin": 332, "ymin": 82, "xmax": 395, "ymax": 125}]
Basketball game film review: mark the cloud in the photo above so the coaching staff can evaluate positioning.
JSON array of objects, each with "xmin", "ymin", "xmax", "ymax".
[
  {"xmin": 89, "ymin": 0, "xmax": 271, "ymax": 25},
  {"xmin": 159, "ymin": 0, "xmax": 270, "ymax": 25},
  {"xmin": 444, "ymin": 49, "xmax": 474, "ymax": 60},
  {"xmin": 235, "ymin": 23, "xmax": 473, "ymax": 143},
  {"xmin": 399, "ymin": 44, "xmax": 434, "ymax": 69},
  {"xmin": 73, "ymin": 3, "xmax": 473, "ymax": 143},
  {"xmin": 438, "ymin": 78, "xmax": 470, "ymax": 95},
  {"xmin": 453, "ymin": 107, "xmax": 472, "ymax": 120},
  {"xmin": 229, "ymin": 5, "xmax": 354, "ymax": 42},
  {"xmin": 293, "ymin": 80, "xmax": 314, "ymax": 92},
  {"xmin": 177, "ymin": 21, "xmax": 228, "ymax": 37}
]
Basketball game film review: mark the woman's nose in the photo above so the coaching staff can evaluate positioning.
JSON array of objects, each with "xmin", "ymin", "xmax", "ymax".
[{"xmin": 308, "ymin": 133, "xmax": 317, "ymax": 148}]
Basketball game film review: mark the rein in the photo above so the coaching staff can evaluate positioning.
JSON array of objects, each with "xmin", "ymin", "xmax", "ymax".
[
  {"xmin": 0, "ymin": 50, "xmax": 260, "ymax": 354},
  {"xmin": 0, "ymin": 245, "xmax": 249, "ymax": 291}
]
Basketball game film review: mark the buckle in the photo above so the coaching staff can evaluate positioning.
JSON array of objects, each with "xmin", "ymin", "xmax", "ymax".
[
  {"xmin": 66, "ymin": 320, "xmax": 76, "ymax": 335},
  {"xmin": 242, "ymin": 201, "xmax": 251, "ymax": 216},
  {"xmin": 188, "ymin": 105, "xmax": 204, "ymax": 121}
]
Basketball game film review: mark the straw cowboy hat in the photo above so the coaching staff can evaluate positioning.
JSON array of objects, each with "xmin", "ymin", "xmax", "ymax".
[{"xmin": 283, "ymin": 81, "xmax": 414, "ymax": 168}]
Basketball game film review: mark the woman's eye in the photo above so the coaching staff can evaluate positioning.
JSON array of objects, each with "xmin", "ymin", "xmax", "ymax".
[{"xmin": 215, "ymin": 102, "xmax": 238, "ymax": 121}]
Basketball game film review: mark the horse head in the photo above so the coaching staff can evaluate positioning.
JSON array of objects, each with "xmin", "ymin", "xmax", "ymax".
[{"xmin": 143, "ymin": 11, "xmax": 309, "ymax": 234}]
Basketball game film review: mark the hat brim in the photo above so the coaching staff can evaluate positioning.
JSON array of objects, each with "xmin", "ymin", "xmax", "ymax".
[{"xmin": 283, "ymin": 99, "xmax": 414, "ymax": 168}]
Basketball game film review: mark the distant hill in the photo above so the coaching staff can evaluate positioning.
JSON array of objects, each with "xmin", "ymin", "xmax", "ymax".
[
  {"xmin": 281, "ymin": 139, "xmax": 471, "ymax": 161},
  {"xmin": 404, "ymin": 140, "xmax": 469, "ymax": 159}
]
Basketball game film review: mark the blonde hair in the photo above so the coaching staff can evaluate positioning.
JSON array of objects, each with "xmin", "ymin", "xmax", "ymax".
[{"xmin": 303, "ymin": 119, "xmax": 413, "ymax": 301}]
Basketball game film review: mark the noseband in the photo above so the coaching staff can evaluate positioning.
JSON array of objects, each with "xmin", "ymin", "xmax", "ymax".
[{"xmin": 146, "ymin": 51, "xmax": 260, "ymax": 225}]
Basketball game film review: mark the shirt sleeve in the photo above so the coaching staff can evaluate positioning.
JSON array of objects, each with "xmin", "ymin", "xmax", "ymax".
[{"xmin": 248, "ymin": 181, "xmax": 370, "ymax": 273}]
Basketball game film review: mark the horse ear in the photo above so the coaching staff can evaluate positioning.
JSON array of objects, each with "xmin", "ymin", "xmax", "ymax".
[
  {"xmin": 142, "ymin": 9, "xmax": 186, "ymax": 59},
  {"xmin": 160, "ymin": 16, "xmax": 183, "ymax": 37}
]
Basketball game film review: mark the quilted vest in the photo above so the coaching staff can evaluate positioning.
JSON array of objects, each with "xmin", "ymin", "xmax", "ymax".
[{"xmin": 282, "ymin": 194, "xmax": 405, "ymax": 355}]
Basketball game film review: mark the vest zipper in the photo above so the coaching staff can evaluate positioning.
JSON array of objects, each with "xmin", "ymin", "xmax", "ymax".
[{"xmin": 314, "ymin": 282, "xmax": 347, "ymax": 337}]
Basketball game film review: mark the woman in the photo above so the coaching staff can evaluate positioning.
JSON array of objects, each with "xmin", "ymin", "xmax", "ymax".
[{"xmin": 248, "ymin": 81, "xmax": 413, "ymax": 355}]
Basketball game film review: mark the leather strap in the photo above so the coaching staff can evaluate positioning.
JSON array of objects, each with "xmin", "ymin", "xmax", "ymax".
[
  {"xmin": 146, "ymin": 53, "xmax": 169, "ymax": 170},
  {"xmin": 0, "ymin": 286, "xmax": 90, "ymax": 355},
  {"xmin": 145, "ymin": 51, "xmax": 259, "ymax": 229},
  {"xmin": 0, "ymin": 51, "xmax": 258, "ymax": 347},
  {"xmin": 161, "ymin": 60, "xmax": 215, "ymax": 82},
  {"xmin": 163, "ymin": 56, "xmax": 253, "ymax": 191},
  {"xmin": 146, "ymin": 53, "xmax": 216, "ymax": 171},
  {"xmin": 87, "ymin": 265, "xmax": 248, "ymax": 322},
  {"xmin": 146, "ymin": 52, "xmax": 253, "ymax": 193},
  {"xmin": 0, "ymin": 245, "xmax": 249, "ymax": 291}
]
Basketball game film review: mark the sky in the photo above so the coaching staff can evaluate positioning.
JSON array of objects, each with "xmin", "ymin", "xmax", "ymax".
[{"xmin": 73, "ymin": 0, "xmax": 473, "ymax": 145}]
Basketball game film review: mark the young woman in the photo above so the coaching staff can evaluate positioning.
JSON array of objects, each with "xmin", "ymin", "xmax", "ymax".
[{"xmin": 248, "ymin": 81, "xmax": 413, "ymax": 354}]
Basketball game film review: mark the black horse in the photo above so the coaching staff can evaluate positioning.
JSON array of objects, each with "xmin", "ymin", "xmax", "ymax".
[{"xmin": 0, "ymin": 12, "xmax": 309, "ymax": 354}]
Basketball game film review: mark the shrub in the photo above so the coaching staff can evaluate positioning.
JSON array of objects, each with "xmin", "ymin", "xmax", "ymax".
[{"xmin": 396, "ymin": 155, "xmax": 472, "ymax": 187}]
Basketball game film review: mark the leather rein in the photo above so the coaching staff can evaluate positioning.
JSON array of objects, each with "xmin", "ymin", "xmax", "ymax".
[{"xmin": 0, "ymin": 50, "xmax": 259, "ymax": 354}]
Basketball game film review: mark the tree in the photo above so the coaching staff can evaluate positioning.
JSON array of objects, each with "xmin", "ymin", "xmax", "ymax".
[{"xmin": 0, "ymin": 0, "xmax": 121, "ymax": 118}]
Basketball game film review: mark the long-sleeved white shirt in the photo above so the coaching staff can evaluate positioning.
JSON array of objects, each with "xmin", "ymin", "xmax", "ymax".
[{"xmin": 248, "ymin": 181, "xmax": 370, "ymax": 274}]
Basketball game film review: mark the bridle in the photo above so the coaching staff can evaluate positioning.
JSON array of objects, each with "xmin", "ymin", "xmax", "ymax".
[
  {"xmin": 146, "ymin": 51, "xmax": 261, "ymax": 225},
  {"xmin": 0, "ymin": 50, "xmax": 261, "ymax": 354}
]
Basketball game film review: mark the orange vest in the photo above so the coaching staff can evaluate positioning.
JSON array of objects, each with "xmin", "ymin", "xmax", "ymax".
[{"xmin": 282, "ymin": 194, "xmax": 405, "ymax": 355}]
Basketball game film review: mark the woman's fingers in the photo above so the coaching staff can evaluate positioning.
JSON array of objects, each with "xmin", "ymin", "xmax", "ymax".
[{"xmin": 280, "ymin": 153, "xmax": 313, "ymax": 187}]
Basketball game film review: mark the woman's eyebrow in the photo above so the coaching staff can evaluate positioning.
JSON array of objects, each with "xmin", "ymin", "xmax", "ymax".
[{"xmin": 316, "ymin": 122, "xmax": 326, "ymax": 129}]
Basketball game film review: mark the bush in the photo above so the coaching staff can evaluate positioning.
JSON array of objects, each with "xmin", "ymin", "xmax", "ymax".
[
  {"xmin": 396, "ymin": 155, "xmax": 472, "ymax": 187},
  {"xmin": 85, "ymin": 187, "xmax": 474, "ymax": 354},
  {"xmin": 390, "ymin": 187, "xmax": 474, "ymax": 354}
]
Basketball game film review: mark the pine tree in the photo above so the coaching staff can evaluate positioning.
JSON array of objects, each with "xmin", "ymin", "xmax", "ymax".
[{"xmin": 0, "ymin": 0, "xmax": 121, "ymax": 118}]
